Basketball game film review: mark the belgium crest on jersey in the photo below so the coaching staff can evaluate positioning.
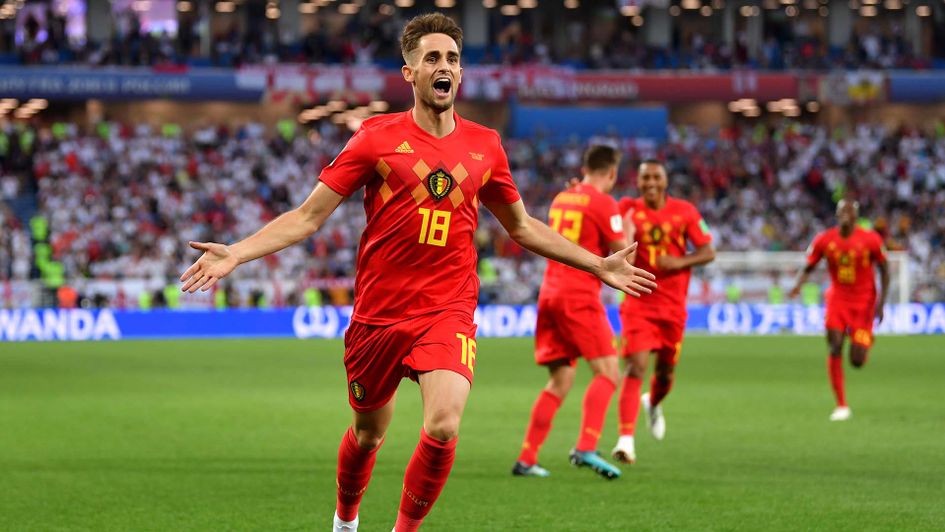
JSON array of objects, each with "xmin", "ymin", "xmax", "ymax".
[
  {"xmin": 350, "ymin": 381, "xmax": 365, "ymax": 402},
  {"xmin": 426, "ymin": 168, "xmax": 454, "ymax": 201}
]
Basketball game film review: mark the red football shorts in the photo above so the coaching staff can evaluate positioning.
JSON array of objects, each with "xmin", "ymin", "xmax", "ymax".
[
  {"xmin": 620, "ymin": 312, "xmax": 685, "ymax": 366},
  {"xmin": 825, "ymin": 298, "xmax": 876, "ymax": 348},
  {"xmin": 343, "ymin": 310, "xmax": 478, "ymax": 413},
  {"xmin": 534, "ymin": 297, "xmax": 616, "ymax": 366}
]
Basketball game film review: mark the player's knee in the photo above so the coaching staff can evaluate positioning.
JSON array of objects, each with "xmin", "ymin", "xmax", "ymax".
[
  {"xmin": 625, "ymin": 363, "xmax": 646, "ymax": 380},
  {"xmin": 353, "ymin": 429, "xmax": 385, "ymax": 450},
  {"xmin": 425, "ymin": 410, "xmax": 461, "ymax": 441},
  {"xmin": 851, "ymin": 351, "xmax": 868, "ymax": 368}
]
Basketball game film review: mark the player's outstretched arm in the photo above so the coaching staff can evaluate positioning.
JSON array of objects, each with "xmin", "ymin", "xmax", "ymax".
[
  {"xmin": 876, "ymin": 259, "xmax": 890, "ymax": 323},
  {"xmin": 484, "ymin": 199, "xmax": 657, "ymax": 297},
  {"xmin": 180, "ymin": 183, "xmax": 345, "ymax": 293},
  {"xmin": 788, "ymin": 263, "xmax": 817, "ymax": 299}
]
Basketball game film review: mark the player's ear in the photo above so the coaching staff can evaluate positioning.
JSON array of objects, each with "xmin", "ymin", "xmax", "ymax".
[{"xmin": 402, "ymin": 64, "xmax": 414, "ymax": 83}]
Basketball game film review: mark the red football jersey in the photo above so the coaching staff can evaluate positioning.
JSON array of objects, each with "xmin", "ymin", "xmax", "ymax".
[
  {"xmin": 539, "ymin": 183, "xmax": 624, "ymax": 302},
  {"xmin": 806, "ymin": 226, "xmax": 886, "ymax": 305},
  {"xmin": 619, "ymin": 196, "xmax": 712, "ymax": 318},
  {"xmin": 318, "ymin": 111, "xmax": 521, "ymax": 325}
]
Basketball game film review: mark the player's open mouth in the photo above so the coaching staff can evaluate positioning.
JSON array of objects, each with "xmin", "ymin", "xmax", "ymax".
[{"xmin": 433, "ymin": 77, "xmax": 452, "ymax": 97}]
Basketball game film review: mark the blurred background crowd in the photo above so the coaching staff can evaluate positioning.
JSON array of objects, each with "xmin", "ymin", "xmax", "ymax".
[
  {"xmin": 2, "ymin": 117, "xmax": 943, "ymax": 307},
  {"xmin": 2, "ymin": 0, "xmax": 943, "ymax": 70}
]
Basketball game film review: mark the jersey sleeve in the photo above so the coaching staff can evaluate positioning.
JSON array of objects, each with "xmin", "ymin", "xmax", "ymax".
[
  {"xmin": 685, "ymin": 203, "xmax": 713, "ymax": 247},
  {"xmin": 594, "ymin": 194, "xmax": 624, "ymax": 244},
  {"xmin": 317, "ymin": 126, "xmax": 375, "ymax": 197},
  {"xmin": 617, "ymin": 197, "xmax": 635, "ymax": 216},
  {"xmin": 479, "ymin": 132, "xmax": 521, "ymax": 205},
  {"xmin": 806, "ymin": 233, "xmax": 826, "ymax": 266}
]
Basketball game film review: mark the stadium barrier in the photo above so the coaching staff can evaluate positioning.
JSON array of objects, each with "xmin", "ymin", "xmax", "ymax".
[{"xmin": 1, "ymin": 303, "xmax": 944, "ymax": 342}]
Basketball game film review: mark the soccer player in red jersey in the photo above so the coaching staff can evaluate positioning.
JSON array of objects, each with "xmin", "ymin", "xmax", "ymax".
[
  {"xmin": 513, "ymin": 145, "xmax": 628, "ymax": 480},
  {"xmin": 789, "ymin": 199, "xmax": 889, "ymax": 422},
  {"xmin": 610, "ymin": 159, "xmax": 715, "ymax": 465},
  {"xmin": 179, "ymin": 13, "xmax": 656, "ymax": 532}
]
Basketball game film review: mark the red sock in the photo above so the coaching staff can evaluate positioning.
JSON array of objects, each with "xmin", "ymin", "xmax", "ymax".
[
  {"xmin": 517, "ymin": 390, "xmax": 562, "ymax": 465},
  {"xmin": 335, "ymin": 427, "xmax": 381, "ymax": 522},
  {"xmin": 395, "ymin": 429, "xmax": 457, "ymax": 532},
  {"xmin": 649, "ymin": 373, "xmax": 674, "ymax": 408},
  {"xmin": 575, "ymin": 375, "xmax": 617, "ymax": 452},
  {"xmin": 618, "ymin": 376, "xmax": 643, "ymax": 436},
  {"xmin": 828, "ymin": 355, "xmax": 846, "ymax": 407}
]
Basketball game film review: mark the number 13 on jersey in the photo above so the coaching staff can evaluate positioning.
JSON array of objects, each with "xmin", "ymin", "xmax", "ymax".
[{"xmin": 549, "ymin": 208, "xmax": 583, "ymax": 243}]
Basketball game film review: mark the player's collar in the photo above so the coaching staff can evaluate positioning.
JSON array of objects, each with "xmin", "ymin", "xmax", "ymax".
[{"xmin": 407, "ymin": 108, "xmax": 461, "ymax": 141}]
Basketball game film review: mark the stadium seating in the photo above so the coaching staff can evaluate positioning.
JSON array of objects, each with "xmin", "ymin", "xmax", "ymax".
[{"xmin": 1, "ymin": 119, "xmax": 943, "ymax": 306}]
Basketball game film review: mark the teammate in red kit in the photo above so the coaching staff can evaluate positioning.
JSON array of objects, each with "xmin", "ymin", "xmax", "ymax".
[
  {"xmin": 513, "ymin": 145, "xmax": 628, "ymax": 480},
  {"xmin": 179, "ymin": 14, "xmax": 656, "ymax": 532},
  {"xmin": 610, "ymin": 159, "xmax": 715, "ymax": 465},
  {"xmin": 789, "ymin": 199, "xmax": 889, "ymax": 422}
]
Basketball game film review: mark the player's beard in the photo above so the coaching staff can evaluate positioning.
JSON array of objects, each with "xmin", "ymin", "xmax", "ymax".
[{"xmin": 419, "ymin": 84, "xmax": 455, "ymax": 114}]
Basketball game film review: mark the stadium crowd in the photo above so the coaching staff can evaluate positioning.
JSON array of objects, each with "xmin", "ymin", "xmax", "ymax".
[
  {"xmin": 1, "ymin": 116, "xmax": 944, "ymax": 307},
  {"xmin": 4, "ymin": 3, "xmax": 939, "ymax": 70}
]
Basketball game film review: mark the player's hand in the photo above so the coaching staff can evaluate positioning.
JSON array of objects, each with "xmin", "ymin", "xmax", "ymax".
[
  {"xmin": 788, "ymin": 286, "xmax": 801, "ymax": 299},
  {"xmin": 566, "ymin": 177, "xmax": 580, "ymax": 189},
  {"xmin": 656, "ymin": 255, "xmax": 686, "ymax": 271},
  {"xmin": 598, "ymin": 242, "xmax": 657, "ymax": 298},
  {"xmin": 875, "ymin": 304, "xmax": 885, "ymax": 324},
  {"xmin": 180, "ymin": 241, "xmax": 239, "ymax": 293}
]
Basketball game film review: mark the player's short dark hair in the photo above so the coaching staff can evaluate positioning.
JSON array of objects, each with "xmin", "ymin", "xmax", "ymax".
[
  {"xmin": 401, "ymin": 13, "xmax": 463, "ymax": 63},
  {"xmin": 583, "ymin": 145, "xmax": 621, "ymax": 173},
  {"xmin": 639, "ymin": 158, "xmax": 665, "ymax": 169}
]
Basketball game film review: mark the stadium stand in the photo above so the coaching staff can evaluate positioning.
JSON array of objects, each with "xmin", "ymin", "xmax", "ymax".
[{"xmin": 2, "ymin": 119, "xmax": 943, "ymax": 306}]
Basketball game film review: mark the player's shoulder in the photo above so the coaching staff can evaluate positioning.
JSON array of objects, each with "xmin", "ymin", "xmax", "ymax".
[
  {"xmin": 667, "ymin": 196, "xmax": 698, "ymax": 212},
  {"xmin": 816, "ymin": 226, "xmax": 838, "ymax": 243},
  {"xmin": 459, "ymin": 115, "xmax": 504, "ymax": 146},
  {"xmin": 358, "ymin": 111, "xmax": 408, "ymax": 134},
  {"xmin": 617, "ymin": 196, "xmax": 639, "ymax": 213}
]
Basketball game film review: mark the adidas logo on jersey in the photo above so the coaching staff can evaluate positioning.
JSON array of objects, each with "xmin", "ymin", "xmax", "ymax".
[{"xmin": 395, "ymin": 141, "xmax": 414, "ymax": 153}]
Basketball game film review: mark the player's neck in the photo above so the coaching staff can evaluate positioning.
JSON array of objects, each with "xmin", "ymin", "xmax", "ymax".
[
  {"xmin": 412, "ymin": 105, "xmax": 456, "ymax": 139},
  {"xmin": 581, "ymin": 175, "xmax": 608, "ymax": 193},
  {"xmin": 839, "ymin": 225, "xmax": 854, "ymax": 237},
  {"xmin": 644, "ymin": 196, "xmax": 666, "ymax": 210}
]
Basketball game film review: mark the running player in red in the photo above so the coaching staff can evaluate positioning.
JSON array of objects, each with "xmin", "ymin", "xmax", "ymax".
[
  {"xmin": 513, "ymin": 145, "xmax": 628, "ymax": 480},
  {"xmin": 789, "ymin": 199, "xmax": 888, "ymax": 422},
  {"xmin": 179, "ymin": 14, "xmax": 656, "ymax": 532},
  {"xmin": 610, "ymin": 159, "xmax": 715, "ymax": 465}
]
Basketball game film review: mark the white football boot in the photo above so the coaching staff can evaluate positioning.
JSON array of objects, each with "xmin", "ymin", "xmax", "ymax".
[
  {"xmin": 611, "ymin": 435, "xmax": 637, "ymax": 465},
  {"xmin": 642, "ymin": 392, "xmax": 666, "ymax": 440},
  {"xmin": 830, "ymin": 406, "xmax": 852, "ymax": 421},
  {"xmin": 333, "ymin": 512, "xmax": 358, "ymax": 532}
]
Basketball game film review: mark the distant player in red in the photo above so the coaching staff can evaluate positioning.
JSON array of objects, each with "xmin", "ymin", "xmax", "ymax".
[
  {"xmin": 789, "ymin": 199, "xmax": 889, "ymax": 422},
  {"xmin": 179, "ymin": 14, "xmax": 656, "ymax": 532},
  {"xmin": 611, "ymin": 159, "xmax": 715, "ymax": 465},
  {"xmin": 513, "ymin": 145, "xmax": 628, "ymax": 480}
]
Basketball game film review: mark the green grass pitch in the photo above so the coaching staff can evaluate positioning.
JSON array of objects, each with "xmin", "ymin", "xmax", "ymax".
[{"xmin": 2, "ymin": 335, "xmax": 944, "ymax": 531}]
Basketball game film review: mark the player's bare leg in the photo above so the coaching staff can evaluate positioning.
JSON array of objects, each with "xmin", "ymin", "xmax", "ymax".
[
  {"xmin": 514, "ymin": 360, "xmax": 574, "ymax": 477},
  {"xmin": 826, "ymin": 329, "xmax": 851, "ymax": 421},
  {"xmin": 644, "ymin": 357, "xmax": 674, "ymax": 440},
  {"xmin": 849, "ymin": 344, "xmax": 869, "ymax": 369},
  {"xmin": 394, "ymin": 370, "xmax": 470, "ymax": 532},
  {"xmin": 569, "ymin": 355, "xmax": 621, "ymax": 479},
  {"xmin": 613, "ymin": 350, "xmax": 649, "ymax": 464},
  {"xmin": 334, "ymin": 397, "xmax": 396, "ymax": 531}
]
